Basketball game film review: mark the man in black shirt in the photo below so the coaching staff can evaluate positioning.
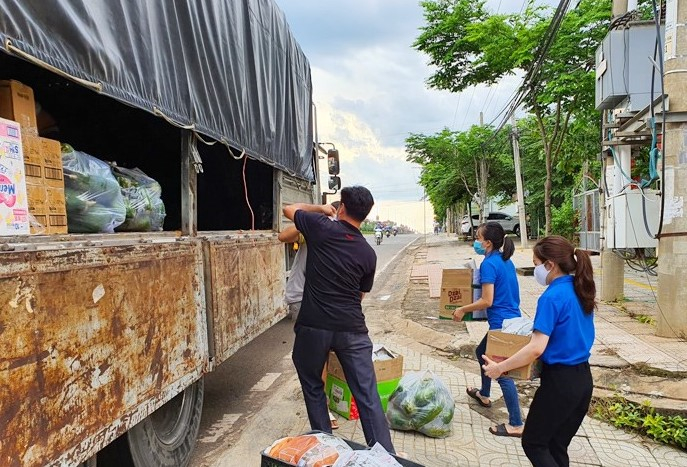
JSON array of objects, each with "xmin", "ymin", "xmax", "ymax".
[{"xmin": 283, "ymin": 186, "xmax": 395, "ymax": 453}]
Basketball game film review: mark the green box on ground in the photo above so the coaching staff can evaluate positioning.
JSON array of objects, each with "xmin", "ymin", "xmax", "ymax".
[{"xmin": 325, "ymin": 348, "xmax": 403, "ymax": 420}]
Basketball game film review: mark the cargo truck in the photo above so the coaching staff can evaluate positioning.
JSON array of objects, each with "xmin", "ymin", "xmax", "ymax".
[{"xmin": 0, "ymin": 1, "xmax": 321, "ymax": 465}]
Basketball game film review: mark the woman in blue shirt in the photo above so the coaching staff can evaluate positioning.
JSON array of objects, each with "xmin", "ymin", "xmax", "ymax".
[
  {"xmin": 483, "ymin": 235, "xmax": 595, "ymax": 466},
  {"xmin": 453, "ymin": 222, "xmax": 523, "ymax": 438}
]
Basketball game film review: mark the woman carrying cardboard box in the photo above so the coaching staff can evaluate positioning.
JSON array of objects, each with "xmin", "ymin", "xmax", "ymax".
[
  {"xmin": 452, "ymin": 221, "xmax": 524, "ymax": 438},
  {"xmin": 482, "ymin": 235, "xmax": 595, "ymax": 466}
]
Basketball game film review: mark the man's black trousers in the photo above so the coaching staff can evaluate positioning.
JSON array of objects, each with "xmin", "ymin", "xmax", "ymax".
[{"xmin": 292, "ymin": 324, "xmax": 395, "ymax": 453}]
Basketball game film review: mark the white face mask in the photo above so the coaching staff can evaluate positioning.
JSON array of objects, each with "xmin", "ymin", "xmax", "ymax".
[{"xmin": 534, "ymin": 263, "xmax": 549, "ymax": 286}]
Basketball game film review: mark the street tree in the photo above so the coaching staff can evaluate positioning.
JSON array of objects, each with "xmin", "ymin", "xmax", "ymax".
[
  {"xmin": 414, "ymin": 0, "xmax": 611, "ymax": 234},
  {"xmin": 405, "ymin": 126, "xmax": 514, "ymax": 224}
]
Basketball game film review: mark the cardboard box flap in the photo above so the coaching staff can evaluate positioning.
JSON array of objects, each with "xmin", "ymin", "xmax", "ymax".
[{"xmin": 328, "ymin": 346, "xmax": 403, "ymax": 383}]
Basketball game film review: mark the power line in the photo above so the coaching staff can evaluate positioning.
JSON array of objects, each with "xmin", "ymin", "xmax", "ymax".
[
  {"xmin": 460, "ymin": 86, "xmax": 477, "ymax": 129},
  {"xmin": 451, "ymin": 92, "xmax": 463, "ymax": 129},
  {"xmin": 483, "ymin": 0, "xmax": 573, "ymax": 144}
]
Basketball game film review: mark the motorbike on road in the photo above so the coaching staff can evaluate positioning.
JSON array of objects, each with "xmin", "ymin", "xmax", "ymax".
[{"xmin": 375, "ymin": 230, "xmax": 383, "ymax": 245}]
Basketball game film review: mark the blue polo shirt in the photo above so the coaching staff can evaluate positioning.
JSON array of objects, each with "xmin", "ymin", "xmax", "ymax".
[
  {"xmin": 533, "ymin": 275, "xmax": 595, "ymax": 365},
  {"xmin": 480, "ymin": 251, "xmax": 521, "ymax": 329}
]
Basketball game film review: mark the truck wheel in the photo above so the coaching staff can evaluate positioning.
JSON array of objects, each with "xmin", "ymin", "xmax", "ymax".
[{"xmin": 127, "ymin": 378, "xmax": 204, "ymax": 467}]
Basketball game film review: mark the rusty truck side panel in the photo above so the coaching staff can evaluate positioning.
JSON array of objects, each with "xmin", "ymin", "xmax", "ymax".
[
  {"xmin": 202, "ymin": 233, "xmax": 287, "ymax": 366},
  {"xmin": 0, "ymin": 239, "xmax": 208, "ymax": 467}
]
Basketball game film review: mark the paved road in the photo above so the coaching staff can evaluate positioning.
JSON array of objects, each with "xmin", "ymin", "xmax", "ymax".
[
  {"xmin": 364, "ymin": 233, "xmax": 421, "ymax": 276},
  {"xmin": 188, "ymin": 234, "xmax": 419, "ymax": 466}
]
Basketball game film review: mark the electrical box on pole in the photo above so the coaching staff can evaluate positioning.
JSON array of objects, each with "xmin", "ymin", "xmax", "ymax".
[
  {"xmin": 605, "ymin": 190, "xmax": 660, "ymax": 249},
  {"xmin": 595, "ymin": 23, "xmax": 665, "ymax": 112}
]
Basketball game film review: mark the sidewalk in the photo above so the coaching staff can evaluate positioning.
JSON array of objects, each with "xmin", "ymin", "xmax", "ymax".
[{"xmin": 216, "ymin": 235, "xmax": 687, "ymax": 466}]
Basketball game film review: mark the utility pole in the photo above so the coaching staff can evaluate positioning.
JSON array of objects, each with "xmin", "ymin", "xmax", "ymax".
[
  {"xmin": 510, "ymin": 116, "xmax": 528, "ymax": 248},
  {"xmin": 478, "ymin": 112, "xmax": 487, "ymax": 223},
  {"xmin": 657, "ymin": 0, "xmax": 687, "ymax": 337},
  {"xmin": 423, "ymin": 187, "xmax": 427, "ymax": 244},
  {"xmin": 600, "ymin": 0, "xmax": 628, "ymax": 303}
]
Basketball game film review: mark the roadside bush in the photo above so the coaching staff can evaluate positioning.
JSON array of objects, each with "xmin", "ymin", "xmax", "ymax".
[
  {"xmin": 592, "ymin": 395, "xmax": 687, "ymax": 450},
  {"xmin": 550, "ymin": 197, "xmax": 578, "ymax": 242}
]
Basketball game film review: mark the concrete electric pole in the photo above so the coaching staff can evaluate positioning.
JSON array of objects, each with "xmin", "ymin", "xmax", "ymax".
[
  {"xmin": 510, "ymin": 116, "xmax": 529, "ymax": 248},
  {"xmin": 657, "ymin": 0, "xmax": 687, "ymax": 338},
  {"xmin": 600, "ymin": 0, "xmax": 629, "ymax": 302}
]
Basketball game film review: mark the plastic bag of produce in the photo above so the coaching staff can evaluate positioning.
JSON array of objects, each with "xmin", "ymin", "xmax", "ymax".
[
  {"xmin": 264, "ymin": 432, "xmax": 353, "ymax": 467},
  {"xmin": 61, "ymin": 145, "xmax": 126, "ymax": 233},
  {"xmin": 111, "ymin": 165, "xmax": 166, "ymax": 232},
  {"xmin": 386, "ymin": 370, "xmax": 454, "ymax": 438}
]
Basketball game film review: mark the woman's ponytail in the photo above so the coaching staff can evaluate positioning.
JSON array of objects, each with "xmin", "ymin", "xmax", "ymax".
[
  {"xmin": 502, "ymin": 235, "xmax": 515, "ymax": 261},
  {"xmin": 480, "ymin": 222, "xmax": 513, "ymax": 260},
  {"xmin": 573, "ymin": 248, "xmax": 596, "ymax": 313},
  {"xmin": 533, "ymin": 236, "xmax": 597, "ymax": 314}
]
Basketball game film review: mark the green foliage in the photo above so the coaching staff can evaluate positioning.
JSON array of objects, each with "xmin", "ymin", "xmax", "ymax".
[
  {"xmin": 635, "ymin": 314, "xmax": 656, "ymax": 326},
  {"xmin": 405, "ymin": 125, "xmax": 515, "ymax": 220},
  {"xmin": 550, "ymin": 196, "xmax": 577, "ymax": 241},
  {"xmin": 593, "ymin": 396, "xmax": 687, "ymax": 449},
  {"xmin": 414, "ymin": 0, "xmax": 543, "ymax": 92},
  {"xmin": 414, "ymin": 0, "xmax": 611, "ymax": 234}
]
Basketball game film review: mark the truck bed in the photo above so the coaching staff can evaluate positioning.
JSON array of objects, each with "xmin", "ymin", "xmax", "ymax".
[{"xmin": 0, "ymin": 230, "xmax": 286, "ymax": 466}]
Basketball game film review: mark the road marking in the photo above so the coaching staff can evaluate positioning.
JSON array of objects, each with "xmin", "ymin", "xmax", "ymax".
[
  {"xmin": 198, "ymin": 413, "xmax": 242, "ymax": 443},
  {"xmin": 375, "ymin": 236, "xmax": 422, "ymax": 279},
  {"xmin": 250, "ymin": 372, "xmax": 281, "ymax": 392},
  {"xmin": 624, "ymin": 278, "xmax": 655, "ymax": 291},
  {"xmin": 379, "ymin": 295, "xmax": 391, "ymax": 301}
]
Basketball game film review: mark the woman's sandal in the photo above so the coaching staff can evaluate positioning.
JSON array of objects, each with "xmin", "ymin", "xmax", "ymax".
[
  {"xmin": 489, "ymin": 423, "xmax": 523, "ymax": 438},
  {"xmin": 466, "ymin": 387, "xmax": 492, "ymax": 408}
]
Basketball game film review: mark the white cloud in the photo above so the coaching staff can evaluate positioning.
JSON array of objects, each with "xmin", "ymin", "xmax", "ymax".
[{"xmin": 279, "ymin": 0, "xmax": 533, "ymax": 229}]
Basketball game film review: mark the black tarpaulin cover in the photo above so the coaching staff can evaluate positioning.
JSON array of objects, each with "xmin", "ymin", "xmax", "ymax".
[{"xmin": 0, "ymin": 0, "xmax": 314, "ymax": 181}]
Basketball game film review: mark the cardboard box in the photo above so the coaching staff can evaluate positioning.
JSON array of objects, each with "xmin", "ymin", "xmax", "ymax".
[
  {"xmin": 25, "ymin": 182, "xmax": 47, "ymax": 234},
  {"xmin": 22, "ymin": 135, "xmax": 63, "ymax": 188},
  {"xmin": 0, "ymin": 80, "xmax": 37, "ymax": 134},
  {"xmin": 325, "ymin": 346, "xmax": 403, "ymax": 420},
  {"xmin": 0, "ymin": 117, "xmax": 30, "ymax": 235},
  {"xmin": 21, "ymin": 135, "xmax": 42, "ymax": 182},
  {"xmin": 20, "ymin": 134, "xmax": 66, "ymax": 234},
  {"xmin": 26, "ymin": 183, "xmax": 47, "ymax": 214},
  {"xmin": 45, "ymin": 186, "xmax": 67, "ymax": 234},
  {"xmin": 438, "ymin": 268, "xmax": 473, "ymax": 319},
  {"xmin": 39, "ymin": 137, "xmax": 64, "ymax": 188},
  {"xmin": 485, "ymin": 330, "xmax": 541, "ymax": 380}
]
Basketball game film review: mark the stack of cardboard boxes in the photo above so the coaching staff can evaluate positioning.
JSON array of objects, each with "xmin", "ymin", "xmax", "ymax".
[{"xmin": 0, "ymin": 80, "xmax": 66, "ymax": 234}]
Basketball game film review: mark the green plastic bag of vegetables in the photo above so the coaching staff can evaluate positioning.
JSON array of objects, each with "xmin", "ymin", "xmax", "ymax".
[
  {"xmin": 385, "ymin": 370, "xmax": 454, "ymax": 438},
  {"xmin": 111, "ymin": 165, "xmax": 166, "ymax": 232},
  {"xmin": 62, "ymin": 145, "xmax": 126, "ymax": 233}
]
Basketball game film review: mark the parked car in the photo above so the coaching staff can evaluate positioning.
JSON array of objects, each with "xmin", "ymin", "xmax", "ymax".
[{"xmin": 461, "ymin": 212, "xmax": 521, "ymax": 236}]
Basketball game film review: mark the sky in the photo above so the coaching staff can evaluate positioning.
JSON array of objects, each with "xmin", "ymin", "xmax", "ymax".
[{"xmin": 277, "ymin": 0, "xmax": 532, "ymax": 232}]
